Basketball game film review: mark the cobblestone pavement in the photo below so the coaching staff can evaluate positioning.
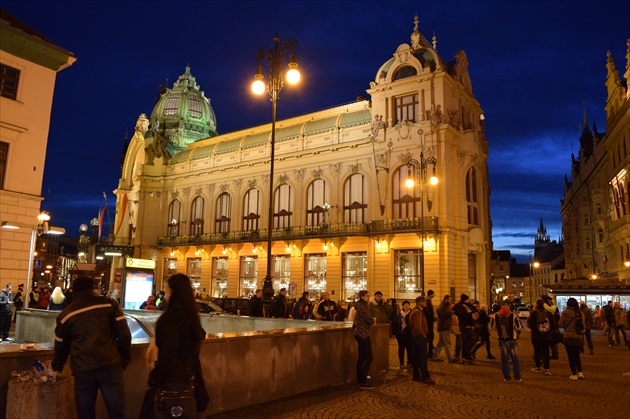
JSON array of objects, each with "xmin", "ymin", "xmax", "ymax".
[{"xmin": 210, "ymin": 329, "xmax": 630, "ymax": 419}]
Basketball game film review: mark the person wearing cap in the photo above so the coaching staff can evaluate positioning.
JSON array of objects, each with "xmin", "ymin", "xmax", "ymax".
[
  {"xmin": 12, "ymin": 284, "xmax": 24, "ymax": 322},
  {"xmin": 409, "ymin": 295, "xmax": 435, "ymax": 385},
  {"xmin": 425, "ymin": 290, "xmax": 437, "ymax": 356},
  {"xmin": 369, "ymin": 291, "xmax": 393, "ymax": 324},
  {"xmin": 52, "ymin": 276, "xmax": 131, "ymax": 419},
  {"xmin": 453, "ymin": 293, "xmax": 479, "ymax": 364}
]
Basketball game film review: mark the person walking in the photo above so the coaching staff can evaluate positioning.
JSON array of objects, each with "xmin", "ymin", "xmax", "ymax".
[
  {"xmin": 12, "ymin": 284, "xmax": 24, "ymax": 322},
  {"xmin": 270, "ymin": 288, "xmax": 290, "ymax": 318},
  {"xmin": 471, "ymin": 303, "xmax": 495, "ymax": 360},
  {"xmin": 52, "ymin": 277, "xmax": 132, "ymax": 419},
  {"xmin": 579, "ymin": 302, "xmax": 594, "ymax": 355},
  {"xmin": 432, "ymin": 295, "xmax": 455, "ymax": 363},
  {"xmin": 395, "ymin": 300, "xmax": 412, "ymax": 368},
  {"xmin": 613, "ymin": 302, "xmax": 629, "ymax": 348},
  {"xmin": 603, "ymin": 300, "xmax": 616, "ymax": 346},
  {"xmin": 491, "ymin": 300, "xmax": 522, "ymax": 383},
  {"xmin": 140, "ymin": 274, "xmax": 209, "ymax": 418},
  {"xmin": 0, "ymin": 284, "xmax": 13, "ymax": 341},
  {"xmin": 450, "ymin": 307, "xmax": 462, "ymax": 362},
  {"xmin": 409, "ymin": 296, "xmax": 435, "ymax": 385},
  {"xmin": 528, "ymin": 299, "xmax": 553, "ymax": 375},
  {"xmin": 559, "ymin": 297, "xmax": 585, "ymax": 380},
  {"xmin": 48, "ymin": 286, "xmax": 68, "ymax": 311},
  {"xmin": 353, "ymin": 290, "xmax": 376, "ymax": 389}
]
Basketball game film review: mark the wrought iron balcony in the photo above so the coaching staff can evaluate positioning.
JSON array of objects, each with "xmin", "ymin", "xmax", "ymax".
[{"xmin": 156, "ymin": 217, "xmax": 439, "ymax": 247}]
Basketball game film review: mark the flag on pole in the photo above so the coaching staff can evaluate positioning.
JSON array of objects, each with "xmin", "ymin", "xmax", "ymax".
[
  {"xmin": 603, "ymin": 255, "xmax": 609, "ymax": 265},
  {"xmin": 98, "ymin": 205, "xmax": 106, "ymax": 241}
]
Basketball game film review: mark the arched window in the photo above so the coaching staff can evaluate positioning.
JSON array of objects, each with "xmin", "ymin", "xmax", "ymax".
[
  {"xmin": 243, "ymin": 189, "xmax": 260, "ymax": 231},
  {"xmin": 393, "ymin": 66, "xmax": 417, "ymax": 80},
  {"xmin": 466, "ymin": 167, "xmax": 478, "ymax": 225},
  {"xmin": 344, "ymin": 174, "xmax": 367, "ymax": 224},
  {"xmin": 167, "ymin": 200, "xmax": 181, "ymax": 236},
  {"xmin": 307, "ymin": 179, "xmax": 329, "ymax": 226},
  {"xmin": 190, "ymin": 196, "xmax": 205, "ymax": 236},
  {"xmin": 274, "ymin": 184, "xmax": 292, "ymax": 229},
  {"xmin": 392, "ymin": 166, "xmax": 420, "ymax": 219},
  {"xmin": 215, "ymin": 193, "xmax": 231, "ymax": 233}
]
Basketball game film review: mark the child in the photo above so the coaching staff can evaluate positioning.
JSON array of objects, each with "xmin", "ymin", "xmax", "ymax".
[{"xmin": 491, "ymin": 300, "xmax": 522, "ymax": 382}]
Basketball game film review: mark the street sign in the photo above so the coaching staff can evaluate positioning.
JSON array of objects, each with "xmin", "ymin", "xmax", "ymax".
[{"xmin": 33, "ymin": 258, "xmax": 42, "ymax": 269}]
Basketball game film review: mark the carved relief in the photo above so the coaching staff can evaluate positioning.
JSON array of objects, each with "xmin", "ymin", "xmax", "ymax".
[
  {"xmin": 181, "ymin": 187, "xmax": 190, "ymax": 198},
  {"xmin": 375, "ymin": 150, "xmax": 390, "ymax": 170},
  {"xmin": 425, "ymin": 105, "xmax": 444, "ymax": 130},
  {"xmin": 233, "ymin": 178, "xmax": 242, "ymax": 189},
  {"xmin": 263, "ymin": 174, "xmax": 270, "ymax": 185},
  {"xmin": 312, "ymin": 169, "xmax": 324, "ymax": 179},
  {"xmin": 330, "ymin": 162, "xmax": 342, "ymax": 175},
  {"xmin": 448, "ymin": 108, "xmax": 462, "ymax": 131},
  {"xmin": 295, "ymin": 168, "xmax": 306, "ymax": 180},
  {"xmin": 458, "ymin": 150, "xmax": 466, "ymax": 167},
  {"xmin": 135, "ymin": 113, "xmax": 149, "ymax": 135},
  {"xmin": 278, "ymin": 174, "xmax": 289, "ymax": 184},
  {"xmin": 370, "ymin": 114, "xmax": 386, "ymax": 140},
  {"xmin": 206, "ymin": 184, "xmax": 215, "ymax": 195},
  {"xmin": 349, "ymin": 163, "xmax": 361, "ymax": 174},
  {"xmin": 394, "ymin": 119, "xmax": 414, "ymax": 140},
  {"xmin": 248, "ymin": 179, "xmax": 257, "ymax": 189},
  {"xmin": 195, "ymin": 188, "xmax": 203, "ymax": 196},
  {"xmin": 220, "ymin": 183, "xmax": 229, "ymax": 192},
  {"xmin": 398, "ymin": 152, "xmax": 412, "ymax": 164}
]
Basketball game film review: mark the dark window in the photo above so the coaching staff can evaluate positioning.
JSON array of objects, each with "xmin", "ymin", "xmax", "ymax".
[
  {"xmin": 466, "ymin": 167, "xmax": 478, "ymax": 225},
  {"xmin": 167, "ymin": 200, "xmax": 181, "ymax": 236},
  {"xmin": 393, "ymin": 66, "xmax": 417, "ymax": 81},
  {"xmin": 394, "ymin": 94, "xmax": 418, "ymax": 124},
  {"xmin": 0, "ymin": 64, "xmax": 20, "ymax": 100},
  {"xmin": 0, "ymin": 141, "xmax": 8, "ymax": 189}
]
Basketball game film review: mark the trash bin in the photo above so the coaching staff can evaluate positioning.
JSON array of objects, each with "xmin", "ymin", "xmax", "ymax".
[{"xmin": 6, "ymin": 376, "xmax": 74, "ymax": 419}]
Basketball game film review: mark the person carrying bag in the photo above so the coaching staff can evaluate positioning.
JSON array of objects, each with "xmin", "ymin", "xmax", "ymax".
[{"xmin": 140, "ymin": 274, "xmax": 209, "ymax": 419}]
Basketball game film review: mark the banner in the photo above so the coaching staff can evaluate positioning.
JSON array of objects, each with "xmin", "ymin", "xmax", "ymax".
[{"xmin": 115, "ymin": 193, "xmax": 128, "ymax": 235}]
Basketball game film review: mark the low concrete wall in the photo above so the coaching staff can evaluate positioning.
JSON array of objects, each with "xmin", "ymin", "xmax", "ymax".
[{"xmin": 2, "ymin": 322, "xmax": 389, "ymax": 418}]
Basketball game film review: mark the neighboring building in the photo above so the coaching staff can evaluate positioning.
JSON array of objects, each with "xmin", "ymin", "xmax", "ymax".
[
  {"xmin": 507, "ymin": 262, "xmax": 528, "ymax": 303},
  {"xmin": 561, "ymin": 40, "xmax": 630, "ymax": 284},
  {"xmin": 0, "ymin": 9, "xmax": 75, "ymax": 289},
  {"xmin": 529, "ymin": 239, "xmax": 565, "ymax": 304},
  {"xmin": 490, "ymin": 250, "xmax": 511, "ymax": 303},
  {"xmin": 112, "ymin": 17, "xmax": 492, "ymax": 303}
]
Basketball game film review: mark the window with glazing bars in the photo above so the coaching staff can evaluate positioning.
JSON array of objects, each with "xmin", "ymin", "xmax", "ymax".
[
  {"xmin": 164, "ymin": 94, "xmax": 180, "ymax": 116},
  {"xmin": 167, "ymin": 200, "xmax": 181, "ymax": 236},
  {"xmin": 215, "ymin": 193, "xmax": 232, "ymax": 233},
  {"xmin": 243, "ymin": 189, "xmax": 260, "ymax": 231},
  {"xmin": 274, "ymin": 184, "xmax": 292, "ymax": 229},
  {"xmin": 394, "ymin": 93, "xmax": 418, "ymax": 124},
  {"xmin": 307, "ymin": 179, "xmax": 328, "ymax": 226},
  {"xmin": 190, "ymin": 196, "xmax": 205, "ymax": 235},
  {"xmin": 188, "ymin": 95, "xmax": 203, "ymax": 118},
  {"xmin": 0, "ymin": 64, "xmax": 19, "ymax": 100},
  {"xmin": 344, "ymin": 174, "xmax": 367, "ymax": 224}
]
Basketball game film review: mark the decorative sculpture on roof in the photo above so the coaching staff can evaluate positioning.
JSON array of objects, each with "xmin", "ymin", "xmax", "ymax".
[
  {"xmin": 426, "ymin": 105, "xmax": 444, "ymax": 130},
  {"xmin": 447, "ymin": 108, "xmax": 462, "ymax": 131},
  {"xmin": 370, "ymin": 114, "xmax": 386, "ymax": 141},
  {"xmin": 136, "ymin": 113, "xmax": 149, "ymax": 135}
]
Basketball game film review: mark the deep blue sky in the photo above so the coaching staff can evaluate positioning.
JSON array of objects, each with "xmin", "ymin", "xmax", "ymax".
[{"xmin": 4, "ymin": 0, "xmax": 629, "ymax": 262}]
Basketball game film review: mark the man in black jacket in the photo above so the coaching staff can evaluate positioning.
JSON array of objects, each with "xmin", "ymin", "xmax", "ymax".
[
  {"xmin": 603, "ymin": 300, "xmax": 616, "ymax": 346},
  {"xmin": 425, "ymin": 290, "xmax": 437, "ymax": 356},
  {"xmin": 453, "ymin": 293, "xmax": 478, "ymax": 364},
  {"xmin": 270, "ymin": 288, "xmax": 290, "ymax": 318},
  {"xmin": 249, "ymin": 289, "xmax": 264, "ymax": 317},
  {"xmin": 52, "ymin": 277, "xmax": 131, "ymax": 419}
]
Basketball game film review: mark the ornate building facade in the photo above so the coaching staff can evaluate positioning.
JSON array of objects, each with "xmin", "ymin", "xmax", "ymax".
[
  {"xmin": 113, "ymin": 18, "xmax": 492, "ymax": 302},
  {"xmin": 561, "ymin": 40, "xmax": 630, "ymax": 284}
]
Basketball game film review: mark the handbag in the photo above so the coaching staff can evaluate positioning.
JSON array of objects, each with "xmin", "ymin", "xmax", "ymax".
[{"xmin": 154, "ymin": 380, "xmax": 197, "ymax": 419}]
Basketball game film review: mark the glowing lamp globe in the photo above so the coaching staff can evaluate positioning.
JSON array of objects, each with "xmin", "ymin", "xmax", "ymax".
[{"xmin": 252, "ymin": 79, "xmax": 265, "ymax": 95}]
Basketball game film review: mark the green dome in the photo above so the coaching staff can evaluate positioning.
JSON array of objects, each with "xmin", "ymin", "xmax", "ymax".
[{"xmin": 150, "ymin": 66, "xmax": 218, "ymax": 154}]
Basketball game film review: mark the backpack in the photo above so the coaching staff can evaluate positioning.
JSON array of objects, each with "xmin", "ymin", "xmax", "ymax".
[
  {"xmin": 496, "ymin": 314, "xmax": 514, "ymax": 340},
  {"xmin": 574, "ymin": 312, "xmax": 585, "ymax": 334},
  {"xmin": 537, "ymin": 311, "xmax": 551, "ymax": 334}
]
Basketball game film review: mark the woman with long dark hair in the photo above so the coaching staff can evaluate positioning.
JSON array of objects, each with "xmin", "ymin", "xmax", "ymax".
[
  {"xmin": 558, "ymin": 297, "xmax": 585, "ymax": 380},
  {"xmin": 528, "ymin": 299, "xmax": 553, "ymax": 375},
  {"xmin": 353, "ymin": 290, "xmax": 376, "ymax": 389},
  {"xmin": 140, "ymin": 274, "xmax": 208, "ymax": 418}
]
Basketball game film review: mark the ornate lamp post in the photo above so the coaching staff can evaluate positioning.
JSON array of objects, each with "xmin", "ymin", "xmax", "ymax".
[
  {"xmin": 251, "ymin": 34, "xmax": 300, "ymax": 309},
  {"xmin": 405, "ymin": 149, "xmax": 438, "ymax": 294}
]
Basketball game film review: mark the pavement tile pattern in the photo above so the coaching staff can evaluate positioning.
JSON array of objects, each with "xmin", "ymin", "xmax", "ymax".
[{"xmin": 209, "ymin": 329, "xmax": 630, "ymax": 419}]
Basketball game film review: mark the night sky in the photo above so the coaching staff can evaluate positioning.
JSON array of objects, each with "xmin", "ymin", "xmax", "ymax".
[{"xmin": 3, "ymin": 0, "xmax": 629, "ymax": 262}]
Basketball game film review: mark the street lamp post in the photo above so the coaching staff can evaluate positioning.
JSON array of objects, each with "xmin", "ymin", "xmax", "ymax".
[
  {"xmin": 528, "ymin": 255, "xmax": 539, "ymax": 306},
  {"xmin": 405, "ymin": 150, "xmax": 438, "ymax": 295},
  {"xmin": 1, "ymin": 213, "xmax": 65, "ymax": 310},
  {"xmin": 251, "ymin": 34, "xmax": 300, "ymax": 310}
]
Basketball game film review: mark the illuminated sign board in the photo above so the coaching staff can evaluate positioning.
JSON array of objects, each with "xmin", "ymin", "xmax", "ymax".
[{"xmin": 125, "ymin": 258, "xmax": 156, "ymax": 270}]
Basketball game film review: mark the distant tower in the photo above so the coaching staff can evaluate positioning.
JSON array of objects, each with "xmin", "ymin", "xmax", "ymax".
[{"xmin": 535, "ymin": 217, "xmax": 551, "ymax": 247}]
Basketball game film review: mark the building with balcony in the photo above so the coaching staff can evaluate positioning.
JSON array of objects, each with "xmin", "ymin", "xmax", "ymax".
[
  {"xmin": 112, "ymin": 18, "xmax": 491, "ymax": 303},
  {"xmin": 0, "ymin": 9, "xmax": 75, "ymax": 289},
  {"xmin": 561, "ymin": 40, "xmax": 630, "ymax": 285}
]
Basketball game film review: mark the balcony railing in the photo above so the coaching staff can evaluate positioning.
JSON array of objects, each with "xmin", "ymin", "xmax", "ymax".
[{"xmin": 156, "ymin": 217, "xmax": 439, "ymax": 247}]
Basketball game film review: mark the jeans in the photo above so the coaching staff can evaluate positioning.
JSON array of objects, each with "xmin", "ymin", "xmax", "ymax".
[
  {"xmin": 0, "ymin": 313, "xmax": 10, "ymax": 339},
  {"xmin": 472, "ymin": 331, "xmax": 493, "ymax": 357},
  {"xmin": 354, "ymin": 335, "xmax": 372, "ymax": 383},
  {"xmin": 532, "ymin": 339, "xmax": 550, "ymax": 369},
  {"xmin": 395, "ymin": 333, "xmax": 411, "ymax": 366},
  {"xmin": 411, "ymin": 335, "xmax": 430, "ymax": 380},
  {"xmin": 433, "ymin": 330, "xmax": 454, "ymax": 361},
  {"xmin": 615, "ymin": 325, "xmax": 628, "ymax": 346},
  {"xmin": 606, "ymin": 325, "xmax": 616, "ymax": 345},
  {"xmin": 499, "ymin": 340, "xmax": 521, "ymax": 380},
  {"xmin": 74, "ymin": 366, "xmax": 125, "ymax": 419},
  {"xmin": 564, "ymin": 344, "xmax": 582, "ymax": 375}
]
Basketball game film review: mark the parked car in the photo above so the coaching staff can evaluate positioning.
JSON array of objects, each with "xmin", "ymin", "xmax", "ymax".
[
  {"xmin": 211, "ymin": 297, "xmax": 251, "ymax": 316},
  {"xmin": 197, "ymin": 300, "xmax": 229, "ymax": 315},
  {"xmin": 516, "ymin": 306, "xmax": 530, "ymax": 320}
]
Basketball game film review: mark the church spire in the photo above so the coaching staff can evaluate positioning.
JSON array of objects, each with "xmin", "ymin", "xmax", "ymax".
[{"xmin": 535, "ymin": 216, "xmax": 550, "ymax": 248}]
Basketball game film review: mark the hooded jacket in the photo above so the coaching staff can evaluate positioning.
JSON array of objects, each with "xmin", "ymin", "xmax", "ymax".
[{"xmin": 558, "ymin": 307, "xmax": 583, "ymax": 345}]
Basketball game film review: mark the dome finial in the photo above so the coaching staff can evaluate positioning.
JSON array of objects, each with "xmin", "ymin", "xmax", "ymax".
[
  {"xmin": 411, "ymin": 15, "xmax": 420, "ymax": 50},
  {"xmin": 432, "ymin": 32, "xmax": 437, "ymax": 50}
]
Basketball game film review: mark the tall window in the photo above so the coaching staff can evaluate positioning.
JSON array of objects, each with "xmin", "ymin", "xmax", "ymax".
[
  {"xmin": 163, "ymin": 94, "xmax": 179, "ymax": 116},
  {"xmin": 468, "ymin": 253, "xmax": 477, "ymax": 299},
  {"xmin": 394, "ymin": 93, "xmax": 418, "ymax": 124},
  {"xmin": 215, "ymin": 193, "xmax": 231, "ymax": 233},
  {"xmin": 187, "ymin": 258, "xmax": 202, "ymax": 291},
  {"xmin": 274, "ymin": 184, "xmax": 292, "ymax": 229},
  {"xmin": 305, "ymin": 254, "xmax": 326, "ymax": 299},
  {"xmin": 394, "ymin": 249, "xmax": 422, "ymax": 298},
  {"xmin": 0, "ymin": 64, "xmax": 20, "ymax": 100},
  {"xmin": 344, "ymin": 174, "xmax": 367, "ymax": 224},
  {"xmin": 273, "ymin": 255, "xmax": 290, "ymax": 293},
  {"xmin": 393, "ymin": 166, "xmax": 420, "ymax": 219},
  {"xmin": 188, "ymin": 95, "xmax": 202, "ymax": 118},
  {"xmin": 466, "ymin": 167, "xmax": 478, "ymax": 225},
  {"xmin": 239, "ymin": 256, "xmax": 258, "ymax": 297},
  {"xmin": 243, "ymin": 189, "xmax": 260, "ymax": 231},
  {"xmin": 190, "ymin": 196, "xmax": 205, "ymax": 235},
  {"xmin": 0, "ymin": 141, "xmax": 8, "ymax": 189},
  {"xmin": 212, "ymin": 257, "xmax": 228, "ymax": 298},
  {"xmin": 307, "ymin": 179, "xmax": 329, "ymax": 226},
  {"xmin": 342, "ymin": 252, "xmax": 367, "ymax": 301},
  {"xmin": 167, "ymin": 200, "xmax": 181, "ymax": 236},
  {"xmin": 598, "ymin": 228, "xmax": 604, "ymax": 242}
]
